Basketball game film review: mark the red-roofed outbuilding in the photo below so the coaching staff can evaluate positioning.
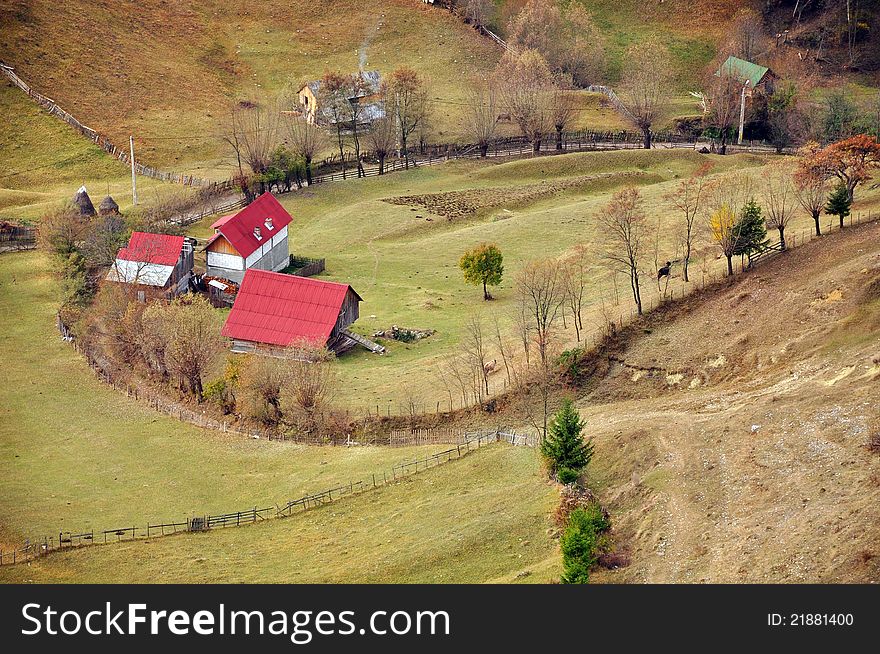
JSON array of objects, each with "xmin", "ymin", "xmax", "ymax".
[
  {"xmin": 107, "ymin": 231, "xmax": 194, "ymax": 297},
  {"xmin": 221, "ymin": 269, "xmax": 367, "ymax": 354},
  {"xmin": 205, "ymin": 193, "xmax": 293, "ymax": 283}
]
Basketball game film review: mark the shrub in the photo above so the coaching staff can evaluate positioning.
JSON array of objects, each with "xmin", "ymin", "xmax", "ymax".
[
  {"xmin": 557, "ymin": 347, "xmax": 584, "ymax": 381},
  {"xmin": 560, "ymin": 504, "xmax": 610, "ymax": 584},
  {"xmin": 557, "ymin": 466, "xmax": 579, "ymax": 485}
]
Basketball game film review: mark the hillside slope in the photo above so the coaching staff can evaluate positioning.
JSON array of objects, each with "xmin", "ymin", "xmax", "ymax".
[
  {"xmin": 582, "ymin": 219, "xmax": 880, "ymax": 583},
  {"xmin": 0, "ymin": 0, "xmax": 500, "ymax": 174}
]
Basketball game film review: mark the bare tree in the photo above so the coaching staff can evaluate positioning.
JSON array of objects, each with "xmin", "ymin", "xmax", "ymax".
[
  {"xmin": 550, "ymin": 86, "xmax": 578, "ymax": 151},
  {"xmin": 282, "ymin": 345, "xmax": 336, "ymax": 434},
  {"xmin": 464, "ymin": 81, "xmax": 499, "ymax": 157},
  {"xmin": 460, "ymin": 0, "xmax": 494, "ymax": 28},
  {"xmin": 664, "ymin": 162, "xmax": 712, "ymax": 282},
  {"xmin": 223, "ymin": 98, "xmax": 279, "ymax": 177},
  {"xmin": 319, "ymin": 71, "xmax": 353, "ymax": 179},
  {"xmin": 762, "ymin": 163, "xmax": 796, "ymax": 249},
  {"xmin": 705, "ymin": 71, "xmax": 741, "ymax": 154},
  {"xmin": 496, "ymin": 49, "xmax": 554, "ymax": 153},
  {"xmin": 491, "ymin": 313, "xmax": 515, "ymax": 388},
  {"xmin": 793, "ymin": 143, "xmax": 830, "ymax": 236},
  {"xmin": 516, "ymin": 258, "xmax": 565, "ymax": 366},
  {"xmin": 599, "ymin": 188, "xmax": 648, "ymax": 315},
  {"xmin": 463, "ymin": 314, "xmax": 491, "ymax": 398},
  {"xmin": 562, "ymin": 244, "xmax": 589, "ymax": 342},
  {"xmin": 506, "ymin": 0, "xmax": 606, "ymax": 86},
  {"xmin": 618, "ymin": 40, "xmax": 672, "ymax": 149},
  {"xmin": 384, "ymin": 67, "xmax": 429, "ymax": 169},
  {"xmin": 38, "ymin": 203, "xmax": 88, "ymax": 258},
  {"xmin": 366, "ymin": 116, "xmax": 395, "ymax": 175},
  {"xmin": 282, "ymin": 114, "xmax": 323, "ymax": 185},
  {"xmin": 729, "ymin": 8, "xmax": 766, "ymax": 61}
]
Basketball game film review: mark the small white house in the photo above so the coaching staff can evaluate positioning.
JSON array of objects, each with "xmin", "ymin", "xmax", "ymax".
[{"xmin": 106, "ymin": 232, "xmax": 194, "ymax": 298}]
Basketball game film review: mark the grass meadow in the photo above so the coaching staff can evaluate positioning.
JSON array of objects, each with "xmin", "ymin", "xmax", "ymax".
[{"xmin": 0, "ymin": 444, "xmax": 559, "ymax": 583}]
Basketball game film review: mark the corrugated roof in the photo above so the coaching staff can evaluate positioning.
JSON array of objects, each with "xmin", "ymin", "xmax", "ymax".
[
  {"xmin": 117, "ymin": 232, "xmax": 184, "ymax": 266},
  {"xmin": 210, "ymin": 213, "xmax": 236, "ymax": 229},
  {"xmin": 221, "ymin": 269, "xmax": 360, "ymax": 347},
  {"xmin": 716, "ymin": 56, "xmax": 769, "ymax": 88},
  {"xmin": 212, "ymin": 193, "xmax": 292, "ymax": 259}
]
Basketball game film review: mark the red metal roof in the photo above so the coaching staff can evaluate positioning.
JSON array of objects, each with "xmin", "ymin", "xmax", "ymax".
[
  {"xmin": 221, "ymin": 269, "xmax": 360, "ymax": 347},
  {"xmin": 116, "ymin": 232, "xmax": 184, "ymax": 266},
  {"xmin": 210, "ymin": 213, "xmax": 236, "ymax": 229},
  {"xmin": 213, "ymin": 193, "xmax": 292, "ymax": 259}
]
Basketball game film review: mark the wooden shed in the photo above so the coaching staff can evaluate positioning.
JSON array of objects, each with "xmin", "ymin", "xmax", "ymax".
[{"xmin": 221, "ymin": 269, "xmax": 378, "ymax": 355}]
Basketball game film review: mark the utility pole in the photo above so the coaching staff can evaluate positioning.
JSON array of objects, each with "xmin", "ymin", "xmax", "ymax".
[
  {"xmin": 129, "ymin": 135, "xmax": 138, "ymax": 205},
  {"xmin": 737, "ymin": 81, "xmax": 751, "ymax": 145}
]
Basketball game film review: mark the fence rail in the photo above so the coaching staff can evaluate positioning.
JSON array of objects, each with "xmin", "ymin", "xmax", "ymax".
[
  {"xmin": 0, "ymin": 429, "xmax": 531, "ymax": 566},
  {"xmin": 0, "ymin": 224, "xmax": 36, "ymax": 251},
  {"xmin": 0, "ymin": 62, "xmax": 227, "ymax": 188}
]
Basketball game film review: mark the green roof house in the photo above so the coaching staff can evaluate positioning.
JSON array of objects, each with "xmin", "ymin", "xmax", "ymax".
[{"xmin": 715, "ymin": 56, "xmax": 776, "ymax": 95}]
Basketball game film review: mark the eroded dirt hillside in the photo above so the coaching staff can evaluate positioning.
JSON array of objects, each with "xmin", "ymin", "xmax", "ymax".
[{"xmin": 585, "ymin": 221, "xmax": 880, "ymax": 583}]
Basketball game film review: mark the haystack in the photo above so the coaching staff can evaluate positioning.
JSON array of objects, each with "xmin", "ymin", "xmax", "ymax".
[
  {"xmin": 98, "ymin": 195, "xmax": 120, "ymax": 216},
  {"xmin": 73, "ymin": 185, "xmax": 96, "ymax": 217}
]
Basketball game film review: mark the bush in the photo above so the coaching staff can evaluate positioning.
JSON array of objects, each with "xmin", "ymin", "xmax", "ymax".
[
  {"xmin": 557, "ymin": 466, "xmax": 579, "ymax": 485},
  {"xmin": 560, "ymin": 504, "xmax": 610, "ymax": 584},
  {"xmin": 557, "ymin": 347, "xmax": 584, "ymax": 381}
]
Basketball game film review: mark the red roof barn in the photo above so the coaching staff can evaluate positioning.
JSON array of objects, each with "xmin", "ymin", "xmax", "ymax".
[{"xmin": 221, "ymin": 269, "xmax": 369, "ymax": 354}]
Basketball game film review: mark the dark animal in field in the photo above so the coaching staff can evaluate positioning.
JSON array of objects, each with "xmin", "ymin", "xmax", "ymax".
[{"xmin": 658, "ymin": 261, "xmax": 672, "ymax": 280}]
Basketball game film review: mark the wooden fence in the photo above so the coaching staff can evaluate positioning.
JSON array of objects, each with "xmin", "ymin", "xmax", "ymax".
[
  {"xmin": 0, "ymin": 430, "xmax": 527, "ymax": 566},
  {"xmin": 0, "ymin": 62, "xmax": 227, "ymax": 188},
  {"xmin": 0, "ymin": 224, "xmax": 36, "ymax": 251},
  {"xmin": 287, "ymin": 255, "xmax": 326, "ymax": 277}
]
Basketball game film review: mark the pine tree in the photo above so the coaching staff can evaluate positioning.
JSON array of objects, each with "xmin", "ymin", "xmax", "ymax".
[
  {"xmin": 733, "ymin": 199, "xmax": 768, "ymax": 267},
  {"xmin": 540, "ymin": 398, "xmax": 593, "ymax": 474},
  {"xmin": 825, "ymin": 184, "xmax": 852, "ymax": 229}
]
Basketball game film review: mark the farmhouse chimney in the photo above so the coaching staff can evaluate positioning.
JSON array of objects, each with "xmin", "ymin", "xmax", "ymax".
[
  {"xmin": 253, "ymin": 226, "xmax": 262, "ymax": 240},
  {"xmin": 265, "ymin": 216, "xmax": 274, "ymax": 230}
]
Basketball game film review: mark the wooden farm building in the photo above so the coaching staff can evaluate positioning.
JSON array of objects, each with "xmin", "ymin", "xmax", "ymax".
[
  {"xmin": 715, "ymin": 56, "xmax": 776, "ymax": 96},
  {"xmin": 106, "ymin": 231, "xmax": 194, "ymax": 298},
  {"xmin": 221, "ymin": 269, "xmax": 380, "ymax": 355},
  {"xmin": 296, "ymin": 70, "xmax": 385, "ymax": 126},
  {"xmin": 204, "ymin": 192, "xmax": 292, "ymax": 284}
]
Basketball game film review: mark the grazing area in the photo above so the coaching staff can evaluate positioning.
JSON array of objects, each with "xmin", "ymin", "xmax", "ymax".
[
  {"xmin": 0, "ymin": 0, "xmax": 502, "ymax": 173},
  {"xmin": 582, "ymin": 219, "xmax": 880, "ymax": 583},
  {"xmin": 0, "ymin": 250, "xmax": 453, "ymax": 546},
  {"xmin": 0, "ymin": 445, "xmax": 559, "ymax": 583},
  {"xmin": 246, "ymin": 149, "xmax": 879, "ymax": 412}
]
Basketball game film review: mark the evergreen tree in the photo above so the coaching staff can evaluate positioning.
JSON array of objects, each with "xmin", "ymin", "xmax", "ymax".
[
  {"xmin": 540, "ymin": 398, "xmax": 593, "ymax": 474},
  {"xmin": 825, "ymin": 184, "xmax": 852, "ymax": 229},
  {"xmin": 733, "ymin": 199, "xmax": 768, "ymax": 267}
]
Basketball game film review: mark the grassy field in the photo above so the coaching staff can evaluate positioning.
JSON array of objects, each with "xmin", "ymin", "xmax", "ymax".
[
  {"xmin": 0, "ymin": 0, "xmax": 753, "ymax": 182},
  {"xmin": 0, "ymin": 444, "xmax": 560, "ymax": 583},
  {"xmin": 0, "ymin": 83, "xmax": 199, "ymax": 221},
  {"xmin": 0, "ymin": 0, "xmax": 503, "ymax": 174},
  {"xmin": 201, "ymin": 148, "xmax": 798, "ymax": 412},
  {"xmin": 0, "ymin": 250, "xmax": 457, "ymax": 547}
]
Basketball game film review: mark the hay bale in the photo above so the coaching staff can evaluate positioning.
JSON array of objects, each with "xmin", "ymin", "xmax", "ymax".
[
  {"xmin": 73, "ymin": 185, "xmax": 96, "ymax": 217},
  {"xmin": 98, "ymin": 195, "xmax": 120, "ymax": 216}
]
